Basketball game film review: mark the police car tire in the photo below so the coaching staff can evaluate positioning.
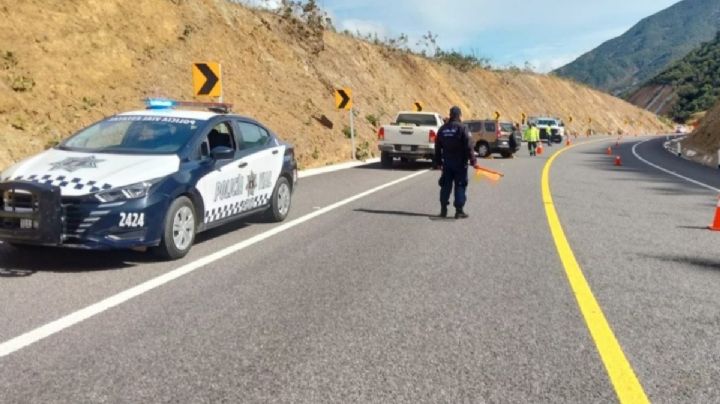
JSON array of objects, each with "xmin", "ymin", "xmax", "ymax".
[
  {"xmin": 155, "ymin": 196, "xmax": 196, "ymax": 260},
  {"xmin": 264, "ymin": 176, "xmax": 292, "ymax": 223}
]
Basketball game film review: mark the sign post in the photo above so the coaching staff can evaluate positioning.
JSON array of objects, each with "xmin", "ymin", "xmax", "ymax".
[{"xmin": 335, "ymin": 88, "xmax": 355, "ymax": 160}]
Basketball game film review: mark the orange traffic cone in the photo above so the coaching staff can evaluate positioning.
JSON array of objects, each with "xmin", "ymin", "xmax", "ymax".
[
  {"xmin": 566, "ymin": 138, "xmax": 572, "ymax": 146},
  {"xmin": 536, "ymin": 144, "xmax": 543, "ymax": 155},
  {"xmin": 614, "ymin": 155, "xmax": 622, "ymax": 166},
  {"xmin": 710, "ymin": 196, "xmax": 720, "ymax": 231},
  {"xmin": 606, "ymin": 146, "xmax": 613, "ymax": 155}
]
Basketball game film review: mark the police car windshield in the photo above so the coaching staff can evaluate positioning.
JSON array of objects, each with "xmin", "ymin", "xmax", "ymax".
[
  {"xmin": 59, "ymin": 115, "xmax": 200, "ymax": 154},
  {"xmin": 538, "ymin": 120, "xmax": 557, "ymax": 126}
]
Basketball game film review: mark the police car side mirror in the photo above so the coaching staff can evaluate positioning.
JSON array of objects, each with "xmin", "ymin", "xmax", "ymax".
[{"xmin": 211, "ymin": 146, "xmax": 235, "ymax": 161}]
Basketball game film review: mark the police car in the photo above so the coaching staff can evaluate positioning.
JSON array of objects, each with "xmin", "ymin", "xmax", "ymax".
[{"xmin": 0, "ymin": 99, "xmax": 297, "ymax": 259}]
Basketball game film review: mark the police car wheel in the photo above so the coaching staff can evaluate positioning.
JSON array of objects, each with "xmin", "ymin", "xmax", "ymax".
[
  {"xmin": 155, "ymin": 196, "xmax": 196, "ymax": 260},
  {"xmin": 264, "ymin": 176, "xmax": 292, "ymax": 223}
]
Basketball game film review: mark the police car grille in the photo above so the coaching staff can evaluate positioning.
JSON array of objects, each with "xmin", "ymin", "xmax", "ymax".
[
  {"xmin": 2, "ymin": 190, "xmax": 38, "ymax": 213},
  {"xmin": 61, "ymin": 199, "xmax": 89, "ymax": 238},
  {"xmin": 551, "ymin": 129, "xmax": 559, "ymax": 135}
]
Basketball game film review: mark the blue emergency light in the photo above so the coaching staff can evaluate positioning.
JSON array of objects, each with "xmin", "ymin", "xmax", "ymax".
[
  {"xmin": 145, "ymin": 98, "xmax": 176, "ymax": 109},
  {"xmin": 143, "ymin": 98, "xmax": 233, "ymax": 113}
]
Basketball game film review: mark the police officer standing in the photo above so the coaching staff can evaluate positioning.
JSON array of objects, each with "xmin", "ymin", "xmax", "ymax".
[
  {"xmin": 434, "ymin": 106, "xmax": 480, "ymax": 219},
  {"xmin": 523, "ymin": 122, "xmax": 540, "ymax": 156}
]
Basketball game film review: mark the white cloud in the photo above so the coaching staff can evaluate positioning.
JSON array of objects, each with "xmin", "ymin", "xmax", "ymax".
[
  {"xmin": 339, "ymin": 19, "xmax": 389, "ymax": 38},
  {"xmin": 324, "ymin": 0, "xmax": 679, "ymax": 68},
  {"xmin": 230, "ymin": 0, "xmax": 282, "ymax": 9}
]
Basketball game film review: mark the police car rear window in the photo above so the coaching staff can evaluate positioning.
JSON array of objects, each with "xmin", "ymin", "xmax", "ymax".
[
  {"xmin": 60, "ymin": 115, "xmax": 200, "ymax": 154},
  {"xmin": 394, "ymin": 114, "xmax": 438, "ymax": 127}
]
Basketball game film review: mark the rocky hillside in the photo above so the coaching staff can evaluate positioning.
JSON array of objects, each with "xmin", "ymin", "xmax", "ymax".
[
  {"xmin": 0, "ymin": 0, "xmax": 669, "ymax": 170},
  {"xmin": 628, "ymin": 32, "xmax": 720, "ymax": 122},
  {"xmin": 682, "ymin": 99, "xmax": 720, "ymax": 166},
  {"xmin": 554, "ymin": 0, "xmax": 720, "ymax": 95}
]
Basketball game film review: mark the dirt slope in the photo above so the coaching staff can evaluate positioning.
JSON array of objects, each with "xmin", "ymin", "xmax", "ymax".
[
  {"xmin": 682, "ymin": 100, "xmax": 720, "ymax": 166},
  {"xmin": 0, "ymin": 0, "xmax": 669, "ymax": 170},
  {"xmin": 627, "ymin": 84, "xmax": 677, "ymax": 116}
]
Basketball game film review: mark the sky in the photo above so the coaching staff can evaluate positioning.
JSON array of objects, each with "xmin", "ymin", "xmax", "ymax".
[{"xmin": 308, "ymin": 0, "xmax": 682, "ymax": 72}]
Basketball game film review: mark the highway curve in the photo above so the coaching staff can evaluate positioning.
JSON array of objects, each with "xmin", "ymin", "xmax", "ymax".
[{"xmin": 2, "ymin": 136, "xmax": 720, "ymax": 403}]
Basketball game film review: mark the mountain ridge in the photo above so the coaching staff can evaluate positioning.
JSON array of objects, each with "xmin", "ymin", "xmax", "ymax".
[
  {"xmin": 553, "ymin": 0, "xmax": 720, "ymax": 95},
  {"xmin": 628, "ymin": 31, "xmax": 720, "ymax": 122}
]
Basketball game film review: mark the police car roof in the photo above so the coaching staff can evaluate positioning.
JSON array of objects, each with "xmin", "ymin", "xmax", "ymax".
[
  {"xmin": 119, "ymin": 109, "xmax": 260, "ymax": 123},
  {"xmin": 119, "ymin": 109, "xmax": 217, "ymax": 120}
]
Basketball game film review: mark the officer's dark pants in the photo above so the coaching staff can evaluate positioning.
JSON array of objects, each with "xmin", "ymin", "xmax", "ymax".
[
  {"xmin": 440, "ymin": 161, "xmax": 469, "ymax": 209},
  {"xmin": 528, "ymin": 141, "xmax": 537, "ymax": 156}
]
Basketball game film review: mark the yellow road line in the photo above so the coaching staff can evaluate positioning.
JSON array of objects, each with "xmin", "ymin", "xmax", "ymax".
[{"xmin": 542, "ymin": 143, "xmax": 650, "ymax": 404}]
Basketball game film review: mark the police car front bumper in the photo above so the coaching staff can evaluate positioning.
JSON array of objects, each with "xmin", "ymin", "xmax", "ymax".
[{"xmin": 0, "ymin": 181, "xmax": 166, "ymax": 250}]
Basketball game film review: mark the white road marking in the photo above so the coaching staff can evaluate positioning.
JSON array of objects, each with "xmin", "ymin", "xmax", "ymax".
[
  {"xmin": 298, "ymin": 158, "xmax": 381, "ymax": 179},
  {"xmin": 0, "ymin": 169, "xmax": 428, "ymax": 358},
  {"xmin": 632, "ymin": 139, "xmax": 720, "ymax": 193}
]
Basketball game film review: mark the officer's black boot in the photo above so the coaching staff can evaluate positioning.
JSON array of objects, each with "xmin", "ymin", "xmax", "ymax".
[
  {"xmin": 439, "ymin": 205, "xmax": 448, "ymax": 218},
  {"xmin": 455, "ymin": 208, "xmax": 469, "ymax": 219}
]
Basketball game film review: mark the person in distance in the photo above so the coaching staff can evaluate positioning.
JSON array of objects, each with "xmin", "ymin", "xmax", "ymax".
[{"xmin": 523, "ymin": 122, "xmax": 540, "ymax": 156}]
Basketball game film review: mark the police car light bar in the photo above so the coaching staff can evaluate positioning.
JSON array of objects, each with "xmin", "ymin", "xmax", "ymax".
[{"xmin": 144, "ymin": 98, "xmax": 233, "ymax": 113}]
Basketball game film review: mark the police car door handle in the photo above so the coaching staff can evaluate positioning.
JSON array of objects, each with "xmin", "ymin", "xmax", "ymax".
[
  {"xmin": 238, "ymin": 162, "xmax": 248, "ymax": 168},
  {"xmin": 272, "ymin": 150, "xmax": 279, "ymax": 155}
]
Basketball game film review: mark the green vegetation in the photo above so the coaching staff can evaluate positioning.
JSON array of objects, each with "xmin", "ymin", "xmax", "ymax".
[
  {"xmin": 1, "ymin": 50, "xmax": 17, "ymax": 70},
  {"xmin": 355, "ymin": 141, "xmax": 372, "ymax": 160},
  {"xmin": 8, "ymin": 74, "xmax": 34, "ymax": 92},
  {"xmin": 365, "ymin": 114, "xmax": 380, "ymax": 128},
  {"xmin": 553, "ymin": 0, "xmax": 720, "ymax": 94},
  {"xmin": 649, "ymin": 32, "xmax": 720, "ymax": 122},
  {"xmin": 240, "ymin": 1, "xmax": 493, "ymax": 72}
]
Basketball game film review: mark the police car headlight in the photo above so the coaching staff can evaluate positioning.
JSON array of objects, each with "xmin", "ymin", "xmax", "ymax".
[{"xmin": 95, "ymin": 181, "xmax": 157, "ymax": 203}]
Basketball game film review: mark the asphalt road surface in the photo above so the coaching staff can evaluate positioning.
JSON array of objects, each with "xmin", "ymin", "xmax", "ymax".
[{"xmin": 2, "ymin": 135, "xmax": 720, "ymax": 403}]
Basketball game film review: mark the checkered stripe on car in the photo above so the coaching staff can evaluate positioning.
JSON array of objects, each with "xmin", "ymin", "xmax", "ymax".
[
  {"xmin": 3, "ymin": 174, "xmax": 113, "ymax": 193},
  {"xmin": 204, "ymin": 195, "xmax": 271, "ymax": 224}
]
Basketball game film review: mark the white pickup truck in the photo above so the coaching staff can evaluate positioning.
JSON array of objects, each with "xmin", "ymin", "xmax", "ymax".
[
  {"xmin": 531, "ymin": 116, "xmax": 565, "ymax": 144},
  {"xmin": 377, "ymin": 111, "xmax": 444, "ymax": 167}
]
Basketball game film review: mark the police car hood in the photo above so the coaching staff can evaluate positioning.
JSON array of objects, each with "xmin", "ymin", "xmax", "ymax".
[{"xmin": 0, "ymin": 148, "xmax": 180, "ymax": 196}]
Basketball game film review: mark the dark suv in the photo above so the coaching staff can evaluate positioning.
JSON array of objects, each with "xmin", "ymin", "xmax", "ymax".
[{"xmin": 465, "ymin": 120, "xmax": 520, "ymax": 158}]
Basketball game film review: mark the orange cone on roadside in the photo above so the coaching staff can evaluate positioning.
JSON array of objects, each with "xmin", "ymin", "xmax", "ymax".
[
  {"xmin": 536, "ymin": 144, "xmax": 543, "ymax": 155},
  {"xmin": 614, "ymin": 155, "xmax": 622, "ymax": 166},
  {"xmin": 566, "ymin": 138, "xmax": 572, "ymax": 146},
  {"xmin": 606, "ymin": 146, "xmax": 613, "ymax": 155},
  {"xmin": 709, "ymin": 196, "xmax": 720, "ymax": 231}
]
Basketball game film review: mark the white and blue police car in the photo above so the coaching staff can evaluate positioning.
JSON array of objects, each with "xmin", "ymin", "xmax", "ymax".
[{"xmin": 0, "ymin": 99, "xmax": 297, "ymax": 259}]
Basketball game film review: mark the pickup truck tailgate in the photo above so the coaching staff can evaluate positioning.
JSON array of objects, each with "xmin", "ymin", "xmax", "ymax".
[{"xmin": 384, "ymin": 125, "xmax": 434, "ymax": 145}]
